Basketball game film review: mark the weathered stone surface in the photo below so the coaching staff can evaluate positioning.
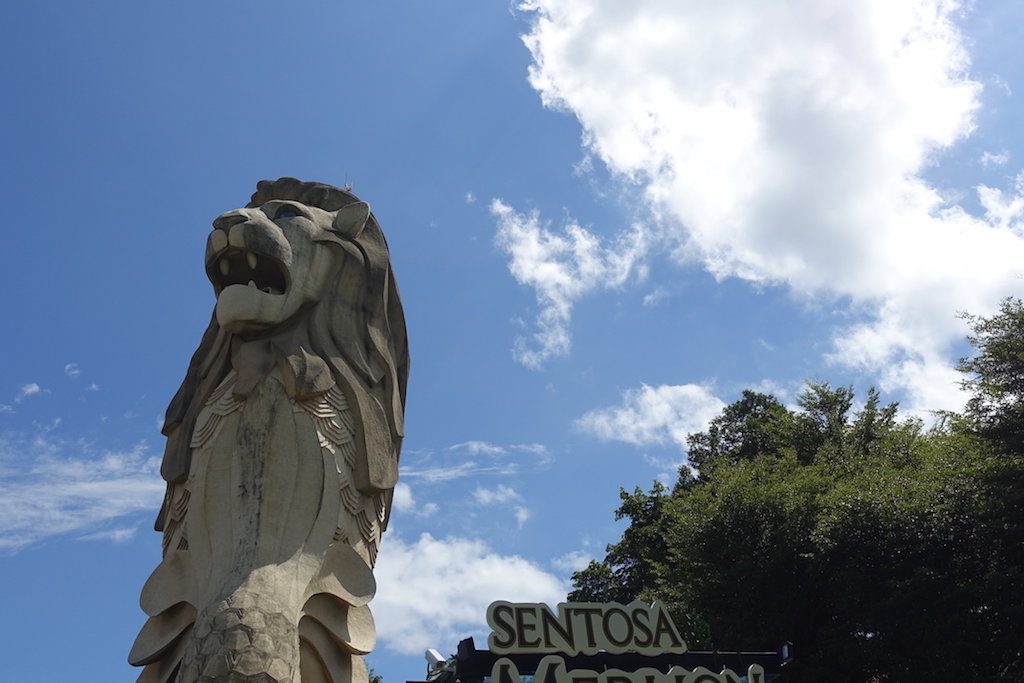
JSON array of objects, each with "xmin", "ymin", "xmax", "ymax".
[
  {"xmin": 129, "ymin": 602, "xmax": 196, "ymax": 666},
  {"xmin": 130, "ymin": 179, "xmax": 409, "ymax": 683},
  {"xmin": 140, "ymin": 552, "xmax": 198, "ymax": 617},
  {"xmin": 303, "ymin": 594, "xmax": 376, "ymax": 655}
]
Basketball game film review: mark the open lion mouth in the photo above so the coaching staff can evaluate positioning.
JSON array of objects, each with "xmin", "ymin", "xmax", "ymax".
[{"xmin": 210, "ymin": 249, "xmax": 288, "ymax": 296}]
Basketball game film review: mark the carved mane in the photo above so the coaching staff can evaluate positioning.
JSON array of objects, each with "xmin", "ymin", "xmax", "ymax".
[{"xmin": 156, "ymin": 178, "xmax": 409, "ymax": 531}]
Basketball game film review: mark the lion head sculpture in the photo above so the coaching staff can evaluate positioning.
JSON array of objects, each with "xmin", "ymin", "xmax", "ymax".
[
  {"xmin": 159, "ymin": 177, "xmax": 409, "ymax": 529},
  {"xmin": 131, "ymin": 179, "xmax": 409, "ymax": 683}
]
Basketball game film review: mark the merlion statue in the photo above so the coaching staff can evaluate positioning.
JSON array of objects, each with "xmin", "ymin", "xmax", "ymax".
[{"xmin": 129, "ymin": 178, "xmax": 409, "ymax": 683}]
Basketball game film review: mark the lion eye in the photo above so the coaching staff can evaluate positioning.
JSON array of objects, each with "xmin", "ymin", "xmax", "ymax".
[{"xmin": 274, "ymin": 205, "xmax": 302, "ymax": 220}]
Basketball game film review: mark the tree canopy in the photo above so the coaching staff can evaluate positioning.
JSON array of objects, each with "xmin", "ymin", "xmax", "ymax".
[{"xmin": 570, "ymin": 299, "xmax": 1024, "ymax": 682}]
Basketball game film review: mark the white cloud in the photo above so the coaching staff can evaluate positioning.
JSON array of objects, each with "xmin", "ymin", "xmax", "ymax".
[
  {"xmin": 449, "ymin": 441, "xmax": 551, "ymax": 464},
  {"xmin": 392, "ymin": 482, "xmax": 416, "ymax": 512},
  {"xmin": 465, "ymin": 191, "xmax": 477, "ymax": 204},
  {"xmin": 78, "ymin": 526, "xmax": 138, "ymax": 543},
  {"xmin": 552, "ymin": 549, "xmax": 592, "ymax": 574},
  {"xmin": 87, "ymin": 383, "xmax": 100, "ymax": 392},
  {"xmin": 392, "ymin": 482, "xmax": 438, "ymax": 518},
  {"xmin": 402, "ymin": 440, "xmax": 551, "ymax": 488},
  {"xmin": 642, "ymin": 287, "xmax": 669, "ymax": 307},
  {"xmin": 0, "ymin": 436, "xmax": 164, "ymax": 552},
  {"xmin": 518, "ymin": 0, "xmax": 1024, "ymax": 414},
  {"xmin": 511, "ymin": 443, "xmax": 548, "ymax": 456},
  {"xmin": 64, "ymin": 363, "xmax": 80, "ymax": 378},
  {"xmin": 977, "ymin": 171, "xmax": 1024, "ymax": 232},
  {"xmin": 576, "ymin": 384, "xmax": 725, "ymax": 451},
  {"xmin": 401, "ymin": 461, "xmax": 479, "ymax": 483},
  {"xmin": 510, "ymin": 443, "xmax": 552, "ymax": 464},
  {"xmin": 472, "ymin": 484, "xmax": 522, "ymax": 505},
  {"xmin": 14, "ymin": 383, "xmax": 44, "ymax": 403},
  {"xmin": 401, "ymin": 461, "xmax": 518, "ymax": 484},
  {"xmin": 980, "ymin": 150, "xmax": 1009, "ymax": 167},
  {"xmin": 374, "ymin": 533, "xmax": 567, "ymax": 655},
  {"xmin": 449, "ymin": 440, "xmax": 506, "ymax": 455},
  {"xmin": 472, "ymin": 486, "xmax": 532, "ymax": 528},
  {"xmin": 748, "ymin": 378, "xmax": 798, "ymax": 407},
  {"xmin": 991, "ymin": 75, "xmax": 1012, "ymax": 96},
  {"xmin": 492, "ymin": 199, "xmax": 647, "ymax": 368}
]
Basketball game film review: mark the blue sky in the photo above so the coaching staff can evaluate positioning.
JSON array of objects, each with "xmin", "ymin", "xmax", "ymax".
[{"xmin": 2, "ymin": 1, "xmax": 1024, "ymax": 681}]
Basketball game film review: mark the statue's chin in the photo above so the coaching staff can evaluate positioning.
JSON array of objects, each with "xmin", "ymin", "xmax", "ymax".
[{"xmin": 216, "ymin": 285, "xmax": 294, "ymax": 334}]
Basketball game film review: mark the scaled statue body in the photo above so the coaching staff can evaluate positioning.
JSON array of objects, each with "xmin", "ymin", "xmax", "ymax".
[{"xmin": 130, "ymin": 179, "xmax": 409, "ymax": 683}]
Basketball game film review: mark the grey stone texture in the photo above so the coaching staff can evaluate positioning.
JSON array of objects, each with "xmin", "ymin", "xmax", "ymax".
[{"xmin": 130, "ymin": 179, "xmax": 409, "ymax": 683}]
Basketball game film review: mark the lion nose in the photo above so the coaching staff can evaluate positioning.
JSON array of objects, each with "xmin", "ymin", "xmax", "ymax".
[{"xmin": 212, "ymin": 209, "xmax": 251, "ymax": 233}]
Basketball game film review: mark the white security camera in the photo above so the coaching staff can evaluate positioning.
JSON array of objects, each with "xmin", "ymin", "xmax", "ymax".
[{"xmin": 425, "ymin": 648, "xmax": 446, "ymax": 671}]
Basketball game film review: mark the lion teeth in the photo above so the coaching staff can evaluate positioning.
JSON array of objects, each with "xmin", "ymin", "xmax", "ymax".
[
  {"xmin": 247, "ymin": 252, "xmax": 257, "ymax": 269},
  {"xmin": 248, "ymin": 280, "xmax": 257, "ymax": 288},
  {"xmin": 219, "ymin": 259, "xmax": 230, "ymax": 276},
  {"xmin": 210, "ymin": 230, "xmax": 228, "ymax": 253}
]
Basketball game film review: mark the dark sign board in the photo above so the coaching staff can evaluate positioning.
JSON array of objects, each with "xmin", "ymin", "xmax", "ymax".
[{"xmin": 408, "ymin": 602, "xmax": 788, "ymax": 683}]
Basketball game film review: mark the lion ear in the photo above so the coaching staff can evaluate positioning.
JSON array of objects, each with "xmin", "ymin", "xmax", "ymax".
[{"xmin": 332, "ymin": 201, "xmax": 370, "ymax": 239}]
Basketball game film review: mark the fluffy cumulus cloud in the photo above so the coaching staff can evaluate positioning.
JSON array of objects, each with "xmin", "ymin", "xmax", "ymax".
[
  {"xmin": 374, "ymin": 533, "xmax": 567, "ymax": 655},
  {"xmin": 576, "ymin": 383, "xmax": 725, "ymax": 451},
  {"xmin": 978, "ymin": 172, "xmax": 1024, "ymax": 233},
  {"xmin": 472, "ymin": 485, "xmax": 532, "ymax": 528},
  {"xmin": 492, "ymin": 199, "xmax": 647, "ymax": 368},
  {"xmin": 0, "ymin": 436, "xmax": 164, "ymax": 551},
  {"xmin": 392, "ymin": 482, "xmax": 439, "ymax": 518},
  {"xmin": 552, "ymin": 549, "xmax": 592, "ymax": 574},
  {"xmin": 392, "ymin": 482, "xmax": 417, "ymax": 512},
  {"xmin": 516, "ymin": 0, "xmax": 1024, "ymax": 413}
]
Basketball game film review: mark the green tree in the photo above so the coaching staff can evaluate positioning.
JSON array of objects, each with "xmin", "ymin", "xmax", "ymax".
[
  {"xmin": 955, "ymin": 298, "xmax": 1024, "ymax": 678},
  {"xmin": 958, "ymin": 297, "xmax": 1024, "ymax": 455},
  {"xmin": 686, "ymin": 390, "xmax": 796, "ymax": 472},
  {"xmin": 571, "ymin": 481, "xmax": 714, "ymax": 645},
  {"xmin": 794, "ymin": 382, "xmax": 854, "ymax": 465},
  {"xmin": 849, "ymin": 387, "xmax": 898, "ymax": 458},
  {"xmin": 571, "ymin": 301, "xmax": 1024, "ymax": 681},
  {"xmin": 570, "ymin": 483, "xmax": 668, "ymax": 606}
]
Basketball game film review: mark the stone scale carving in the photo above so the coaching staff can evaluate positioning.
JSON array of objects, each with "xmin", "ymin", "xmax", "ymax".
[{"xmin": 129, "ymin": 179, "xmax": 409, "ymax": 683}]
